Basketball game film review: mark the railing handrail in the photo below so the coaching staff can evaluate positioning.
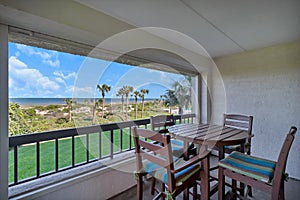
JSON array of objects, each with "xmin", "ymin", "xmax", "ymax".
[
  {"xmin": 9, "ymin": 118, "xmax": 150, "ymax": 147},
  {"xmin": 9, "ymin": 114, "xmax": 195, "ymax": 147}
]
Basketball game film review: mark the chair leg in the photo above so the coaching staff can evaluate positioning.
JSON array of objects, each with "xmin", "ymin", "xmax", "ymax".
[
  {"xmin": 232, "ymin": 179, "xmax": 237, "ymax": 200},
  {"xmin": 279, "ymin": 179, "xmax": 285, "ymax": 200},
  {"xmin": 247, "ymin": 185, "xmax": 253, "ymax": 197},
  {"xmin": 240, "ymin": 182, "xmax": 245, "ymax": 197},
  {"xmin": 137, "ymin": 174, "xmax": 143, "ymax": 200},
  {"xmin": 151, "ymin": 177, "xmax": 156, "ymax": 195},
  {"xmin": 193, "ymin": 183, "xmax": 197, "ymax": 200},
  {"xmin": 184, "ymin": 187, "xmax": 189, "ymax": 200},
  {"xmin": 218, "ymin": 167, "xmax": 225, "ymax": 200},
  {"xmin": 161, "ymin": 183, "xmax": 165, "ymax": 200},
  {"xmin": 200, "ymin": 157, "xmax": 210, "ymax": 200}
]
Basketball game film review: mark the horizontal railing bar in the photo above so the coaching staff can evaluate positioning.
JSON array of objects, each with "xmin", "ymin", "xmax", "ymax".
[
  {"xmin": 174, "ymin": 113, "xmax": 196, "ymax": 120},
  {"xmin": 8, "ymin": 158, "xmax": 101, "ymax": 186},
  {"xmin": 9, "ymin": 116, "xmax": 192, "ymax": 147},
  {"xmin": 9, "ymin": 118, "xmax": 150, "ymax": 147}
]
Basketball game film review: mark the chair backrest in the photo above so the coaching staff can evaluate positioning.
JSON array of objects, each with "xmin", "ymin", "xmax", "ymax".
[
  {"xmin": 272, "ymin": 126, "xmax": 297, "ymax": 193},
  {"xmin": 223, "ymin": 114, "xmax": 253, "ymax": 134},
  {"xmin": 133, "ymin": 127, "xmax": 176, "ymax": 188},
  {"xmin": 223, "ymin": 114, "xmax": 254, "ymax": 153},
  {"xmin": 150, "ymin": 115, "xmax": 175, "ymax": 134}
]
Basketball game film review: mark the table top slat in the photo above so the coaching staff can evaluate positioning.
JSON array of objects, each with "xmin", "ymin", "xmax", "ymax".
[
  {"xmin": 169, "ymin": 123, "xmax": 248, "ymax": 145},
  {"xmin": 206, "ymin": 129, "xmax": 243, "ymax": 141},
  {"xmin": 194, "ymin": 127, "xmax": 235, "ymax": 141},
  {"xmin": 170, "ymin": 125, "xmax": 221, "ymax": 138}
]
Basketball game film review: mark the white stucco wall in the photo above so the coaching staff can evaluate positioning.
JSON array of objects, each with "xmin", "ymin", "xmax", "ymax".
[{"xmin": 212, "ymin": 41, "xmax": 300, "ymax": 179}]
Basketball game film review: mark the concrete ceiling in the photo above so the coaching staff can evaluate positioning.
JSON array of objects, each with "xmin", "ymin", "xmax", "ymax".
[
  {"xmin": 0, "ymin": 0, "xmax": 135, "ymax": 47},
  {"xmin": 77, "ymin": 0, "xmax": 300, "ymax": 58},
  {"xmin": 0, "ymin": 0, "xmax": 299, "ymax": 73}
]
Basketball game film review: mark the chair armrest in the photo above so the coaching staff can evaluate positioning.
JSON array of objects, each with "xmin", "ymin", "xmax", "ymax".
[{"xmin": 171, "ymin": 151, "xmax": 210, "ymax": 173}]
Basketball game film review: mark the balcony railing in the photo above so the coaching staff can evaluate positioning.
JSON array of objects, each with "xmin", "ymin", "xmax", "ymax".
[{"xmin": 8, "ymin": 113, "xmax": 195, "ymax": 186}]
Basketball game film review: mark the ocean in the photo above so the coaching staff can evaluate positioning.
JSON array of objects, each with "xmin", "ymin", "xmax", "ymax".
[{"xmin": 9, "ymin": 98, "xmax": 156, "ymax": 106}]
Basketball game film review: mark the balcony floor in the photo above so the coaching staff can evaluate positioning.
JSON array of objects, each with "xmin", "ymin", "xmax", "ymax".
[{"xmin": 110, "ymin": 155, "xmax": 300, "ymax": 200}]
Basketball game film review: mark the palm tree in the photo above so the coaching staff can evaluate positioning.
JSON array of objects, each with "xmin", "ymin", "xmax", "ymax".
[
  {"xmin": 132, "ymin": 90, "xmax": 140, "ymax": 119},
  {"xmin": 64, "ymin": 98, "xmax": 76, "ymax": 122},
  {"xmin": 173, "ymin": 76, "xmax": 192, "ymax": 114},
  {"xmin": 154, "ymin": 98, "xmax": 160, "ymax": 113},
  {"xmin": 122, "ymin": 85, "xmax": 133, "ymax": 119},
  {"xmin": 160, "ymin": 94, "xmax": 165, "ymax": 105},
  {"xmin": 139, "ymin": 89, "xmax": 149, "ymax": 118},
  {"xmin": 92, "ymin": 98, "xmax": 102, "ymax": 124},
  {"xmin": 163, "ymin": 90, "xmax": 178, "ymax": 114},
  {"xmin": 116, "ymin": 87, "xmax": 125, "ymax": 115},
  {"xmin": 97, "ymin": 84, "xmax": 111, "ymax": 118}
]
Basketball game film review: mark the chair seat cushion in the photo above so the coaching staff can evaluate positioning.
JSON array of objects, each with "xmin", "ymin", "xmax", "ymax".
[
  {"xmin": 144, "ymin": 158, "xmax": 201, "ymax": 186},
  {"xmin": 219, "ymin": 151, "xmax": 276, "ymax": 183},
  {"xmin": 171, "ymin": 139, "xmax": 184, "ymax": 157},
  {"xmin": 224, "ymin": 144, "xmax": 240, "ymax": 151},
  {"xmin": 170, "ymin": 139, "xmax": 195, "ymax": 157},
  {"xmin": 170, "ymin": 139, "xmax": 184, "ymax": 146}
]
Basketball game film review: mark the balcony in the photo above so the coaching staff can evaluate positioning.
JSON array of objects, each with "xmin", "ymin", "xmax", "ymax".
[
  {"xmin": 8, "ymin": 113, "xmax": 300, "ymax": 200},
  {"xmin": 1, "ymin": 1, "xmax": 299, "ymax": 199}
]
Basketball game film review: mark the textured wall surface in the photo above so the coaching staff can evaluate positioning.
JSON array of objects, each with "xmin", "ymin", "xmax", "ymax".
[{"xmin": 213, "ymin": 41, "xmax": 300, "ymax": 179}]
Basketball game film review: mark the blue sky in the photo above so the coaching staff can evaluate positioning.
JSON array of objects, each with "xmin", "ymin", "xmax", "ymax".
[{"xmin": 8, "ymin": 42, "xmax": 185, "ymax": 98}]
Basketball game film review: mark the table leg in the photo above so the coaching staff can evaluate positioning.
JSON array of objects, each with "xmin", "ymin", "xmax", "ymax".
[
  {"xmin": 184, "ymin": 141, "xmax": 189, "ymax": 160},
  {"xmin": 240, "ymin": 143, "xmax": 245, "ymax": 196},
  {"xmin": 218, "ymin": 145, "xmax": 225, "ymax": 160},
  {"xmin": 240, "ymin": 142, "xmax": 245, "ymax": 153},
  {"xmin": 200, "ymin": 156, "xmax": 209, "ymax": 200}
]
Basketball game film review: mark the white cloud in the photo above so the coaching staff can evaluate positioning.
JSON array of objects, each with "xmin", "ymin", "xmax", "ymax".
[
  {"xmin": 160, "ymin": 71, "xmax": 167, "ymax": 79},
  {"xmin": 54, "ymin": 77, "xmax": 65, "ymax": 84},
  {"xmin": 16, "ymin": 44, "xmax": 60, "ymax": 67},
  {"xmin": 9, "ymin": 56, "xmax": 27, "ymax": 69},
  {"xmin": 53, "ymin": 71, "xmax": 76, "ymax": 80},
  {"xmin": 9, "ymin": 77, "xmax": 13, "ymax": 88},
  {"xmin": 36, "ymin": 51, "xmax": 51, "ymax": 60},
  {"xmin": 146, "ymin": 68, "xmax": 156, "ymax": 73},
  {"xmin": 9, "ymin": 56, "xmax": 60, "ymax": 97},
  {"xmin": 43, "ymin": 59, "xmax": 60, "ymax": 67}
]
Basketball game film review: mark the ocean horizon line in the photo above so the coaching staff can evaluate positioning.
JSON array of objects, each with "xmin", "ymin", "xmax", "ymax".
[{"xmin": 9, "ymin": 97, "xmax": 157, "ymax": 106}]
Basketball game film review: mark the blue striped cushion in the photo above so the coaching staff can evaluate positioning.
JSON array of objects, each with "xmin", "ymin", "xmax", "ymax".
[
  {"xmin": 224, "ymin": 144, "xmax": 240, "ymax": 151},
  {"xmin": 144, "ymin": 158, "xmax": 200, "ymax": 186},
  {"xmin": 171, "ymin": 139, "xmax": 184, "ymax": 146},
  {"xmin": 219, "ymin": 151, "xmax": 276, "ymax": 183},
  {"xmin": 170, "ymin": 139, "xmax": 184, "ymax": 157},
  {"xmin": 143, "ymin": 156, "xmax": 179, "ymax": 173}
]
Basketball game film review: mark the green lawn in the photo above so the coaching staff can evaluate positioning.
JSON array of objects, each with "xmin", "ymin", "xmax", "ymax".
[{"xmin": 8, "ymin": 128, "xmax": 135, "ymax": 184}]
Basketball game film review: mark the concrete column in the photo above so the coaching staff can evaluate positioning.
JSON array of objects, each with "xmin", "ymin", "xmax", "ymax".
[
  {"xmin": 199, "ymin": 70, "xmax": 212, "ymax": 124},
  {"xmin": 191, "ymin": 75, "xmax": 200, "ymax": 123},
  {"xmin": 0, "ymin": 24, "xmax": 9, "ymax": 200}
]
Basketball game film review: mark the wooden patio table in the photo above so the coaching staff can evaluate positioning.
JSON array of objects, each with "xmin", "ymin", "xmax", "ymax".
[{"xmin": 168, "ymin": 123, "xmax": 249, "ymax": 200}]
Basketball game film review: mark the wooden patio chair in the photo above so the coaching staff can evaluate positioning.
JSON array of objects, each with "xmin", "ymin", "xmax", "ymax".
[
  {"xmin": 218, "ymin": 126, "xmax": 297, "ymax": 200},
  {"xmin": 150, "ymin": 115, "xmax": 196, "ymax": 158},
  {"xmin": 133, "ymin": 127, "xmax": 209, "ymax": 200},
  {"xmin": 150, "ymin": 115, "xmax": 197, "ymax": 197},
  {"xmin": 223, "ymin": 114, "xmax": 254, "ymax": 155},
  {"xmin": 210, "ymin": 114, "xmax": 254, "ymax": 196}
]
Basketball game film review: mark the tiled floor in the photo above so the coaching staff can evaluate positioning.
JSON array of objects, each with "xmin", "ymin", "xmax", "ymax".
[{"xmin": 110, "ymin": 155, "xmax": 300, "ymax": 200}]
